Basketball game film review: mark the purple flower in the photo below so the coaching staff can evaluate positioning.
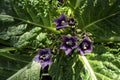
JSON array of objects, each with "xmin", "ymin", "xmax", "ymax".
[
  {"xmin": 78, "ymin": 38, "xmax": 93, "ymax": 56},
  {"xmin": 33, "ymin": 48, "xmax": 52, "ymax": 69},
  {"xmin": 54, "ymin": 13, "xmax": 67, "ymax": 30},
  {"xmin": 60, "ymin": 35, "xmax": 77, "ymax": 55},
  {"xmin": 68, "ymin": 17, "xmax": 76, "ymax": 26}
]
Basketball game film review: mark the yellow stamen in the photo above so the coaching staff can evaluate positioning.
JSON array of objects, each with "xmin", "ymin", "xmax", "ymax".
[
  {"xmin": 62, "ymin": 21, "xmax": 65, "ymax": 23},
  {"xmin": 66, "ymin": 42, "xmax": 69, "ymax": 44},
  {"xmin": 83, "ymin": 43, "xmax": 87, "ymax": 50},
  {"xmin": 84, "ymin": 46, "xmax": 87, "ymax": 50},
  {"xmin": 40, "ymin": 56, "xmax": 43, "ymax": 59}
]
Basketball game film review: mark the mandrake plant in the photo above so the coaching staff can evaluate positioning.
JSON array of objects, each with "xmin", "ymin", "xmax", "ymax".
[{"xmin": 0, "ymin": 0, "xmax": 120, "ymax": 80}]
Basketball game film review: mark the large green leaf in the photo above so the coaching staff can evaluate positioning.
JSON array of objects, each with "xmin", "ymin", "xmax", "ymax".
[
  {"xmin": 49, "ymin": 52, "xmax": 79, "ymax": 80},
  {"xmin": 7, "ymin": 61, "xmax": 41, "ymax": 80},
  {"xmin": 49, "ymin": 44, "xmax": 120, "ymax": 80},
  {"xmin": 0, "ymin": 48, "xmax": 33, "ymax": 80},
  {"xmin": 10, "ymin": 0, "xmax": 60, "ymax": 34},
  {"xmin": 85, "ymin": 44, "xmax": 120, "ymax": 80},
  {"xmin": 0, "ymin": 14, "xmax": 49, "ymax": 79},
  {"xmin": 1, "ymin": 0, "xmax": 120, "ymax": 80},
  {"xmin": 68, "ymin": 0, "xmax": 120, "ymax": 42},
  {"xmin": 67, "ymin": 1, "xmax": 120, "ymax": 78},
  {"xmin": 0, "ymin": 0, "xmax": 56, "ymax": 79},
  {"xmin": 49, "ymin": 51, "xmax": 94, "ymax": 80}
]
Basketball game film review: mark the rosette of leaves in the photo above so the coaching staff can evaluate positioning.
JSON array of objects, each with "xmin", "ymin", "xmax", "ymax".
[{"xmin": 0, "ymin": 0, "xmax": 120, "ymax": 80}]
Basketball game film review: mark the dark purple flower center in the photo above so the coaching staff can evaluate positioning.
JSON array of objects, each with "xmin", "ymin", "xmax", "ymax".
[
  {"xmin": 66, "ymin": 40, "xmax": 73, "ymax": 45},
  {"xmin": 39, "ymin": 51, "xmax": 50, "ymax": 61},
  {"xmin": 59, "ymin": 20, "xmax": 66, "ymax": 26},
  {"xmin": 79, "ymin": 41, "xmax": 90, "ymax": 50},
  {"xmin": 65, "ymin": 39, "xmax": 75, "ymax": 48},
  {"xmin": 39, "ymin": 54, "xmax": 49, "ymax": 60}
]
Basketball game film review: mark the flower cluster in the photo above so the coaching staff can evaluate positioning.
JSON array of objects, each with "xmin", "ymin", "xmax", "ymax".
[
  {"xmin": 54, "ymin": 13, "xmax": 76, "ymax": 30},
  {"xmin": 33, "ymin": 13, "xmax": 93, "ymax": 69},
  {"xmin": 60, "ymin": 34, "xmax": 93, "ymax": 56},
  {"xmin": 54, "ymin": 13, "xmax": 93, "ymax": 55}
]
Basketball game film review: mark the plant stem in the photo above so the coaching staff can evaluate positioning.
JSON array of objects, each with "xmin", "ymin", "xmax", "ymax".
[
  {"xmin": 0, "ymin": 47, "xmax": 16, "ymax": 52},
  {"xmin": 81, "ymin": 56, "xmax": 97, "ymax": 80},
  {"xmin": 13, "ymin": 16, "xmax": 60, "ymax": 34}
]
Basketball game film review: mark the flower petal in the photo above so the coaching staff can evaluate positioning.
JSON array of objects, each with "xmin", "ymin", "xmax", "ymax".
[
  {"xmin": 60, "ymin": 44, "xmax": 66, "ymax": 50},
  {"xmin": 54, "ymin": 18, "xmax": 59, "ymax": 23},
  {"xmin": 65, "ymin": 48, "xmax": 72, "ymax": 55},
  {"xmin": 61, "ymin": 35, "xmax": 69, "ymax": 42},
  {"xmin": 41, "ymin": 60, "xmax": 52, "ymax": 69},
  {"xmin": 72, "ymin": 36, "xmax": 77, "ymax": 41},
  {"xmin": 84, "ymin": 48, "xmax": 92, "ymax": 53},
  {"xmin": 45, "ymin": 48, "xmax": 50, "ymax": 54},
  {"xmin": 72, "ymin": 45, "xmax": 77, "ymax": 49},
  {"xmin": 56, "ymin": 25, "xmax": 66, "ymax": 29},
  {"xmin": 33, "ymin": 54, "xmax": 40, "ymax": 62},
  {"xmin": 78, "ymin": 48, "xmax": 85, "ymax": 56},
  {"xmin": 54, "ymin": 13, "xmax": 67, "ymax": 30},
  {"xmin": 59, "ymin": 13, "xmax": 66, "ymax": 20}
]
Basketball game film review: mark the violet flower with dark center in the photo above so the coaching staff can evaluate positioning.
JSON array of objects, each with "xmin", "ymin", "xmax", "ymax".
[
  {"xmin": 78, "ymin": 38, "xmax": 93, "ymax": 56},
  {"xmin": 60, "ymin": 35, "xmax": 77, "ymax": 55},
  {"xmin": 68, "ymin": 17, "xmax": 76, "ymax": 26},
  {"xmin": 33, "ymin": 48, "xmax": 52, "ymax": 69},
  {"xmin": 54, "ymin": 13, "xmax": 67, "ymax": 30}
]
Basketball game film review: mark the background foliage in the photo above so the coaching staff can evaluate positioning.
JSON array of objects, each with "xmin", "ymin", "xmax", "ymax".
[{"xmin": 0, "ymin": 0, "xmax": 120, "ymax": 80}]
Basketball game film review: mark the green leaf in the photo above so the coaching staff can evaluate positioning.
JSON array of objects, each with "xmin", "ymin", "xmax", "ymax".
[
  {"xmin": 49, "ymin": 52, "xmax": 78, "ymax": 80},
  {"xmin": 0, "ymin": 47, "xmax": 16, "ymax": 52},
  {"xmin": 1, "ymin": 0, "xmax": 120, "ymax": 80},
  {"xmin": 10, "ymin": 0, "xmax": 60, "ymax": 34},
  {"xmin": 0, "ymin": 15, "xmax": 14, "ymax": 22},
  {"xmin": 0, "ymin": 51, "xmax": 33, "ymax": 80},
  {"xmin": 0, "ymin": 1, "xmax": 51, "ymax": 79},
  {"xmin": 49, "ymin": 51, "xmax": 94, "ymax": 80},
  {"xmin": 79, "ymin": 55, "xmax": 97, "ymax": 80},
  {"xmin": 85, "ymin": 44, "xmax": 120, "ymax": 80},
  {"xmin": 68, "ymin": 0, "xmax": 120, "ymax": 42},
  {"xmin": 73, "ymin": 55, "xmax": 92, "ymax": 80},
  {"xmin": 7, "ymin": 61, "xmax": 41, "ymax": 80}
]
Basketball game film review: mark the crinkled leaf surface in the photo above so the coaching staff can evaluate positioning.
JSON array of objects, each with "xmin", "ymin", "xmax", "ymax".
[
  {"xmin": 49, "ymin": 0, "xmax": 120, "ymax": 80},
  {"xmin": 86, "ymin": 44, "xmax": 120, "ymax": 80},
  {"xmin": 0, "ymin": 48, "xmax": 33, "ymax": 80},
  {"xmin": 49, "ymin": 51, "xmax": 94, "ymax": 80},
  {"xmin": 7, "ymin": 61, "xmax": 41, "ymax": 80},
  {"xmin": 0, "ymin": 0, "xmax": 52, "ymax": 79},
  {"xmin": 68, "ymin": 0, "xmax": 120, "ymax": 42},
  {"xmin": 49, "ymin": 44, "xmax": 120, "ymax": 80},
  {"xmin": 0, "ymin": 0, "xmax": 120, "ymax": 80}
]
